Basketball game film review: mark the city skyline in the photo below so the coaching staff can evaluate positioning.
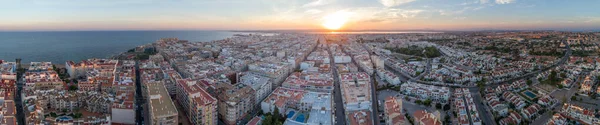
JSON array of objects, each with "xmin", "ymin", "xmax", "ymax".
[{"xmin": 1, "ymin": 0, "xmax": 600, "ymax": 31}]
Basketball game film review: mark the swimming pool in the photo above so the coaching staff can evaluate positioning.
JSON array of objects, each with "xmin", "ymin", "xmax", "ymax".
[
  {"xmin": 295, "ymin": 114, "xmax": 305, "ymax": 122},
  {"xmin": 523, "ymin": 91, "xmax": 537, "ymax": 99},
  {"xmin": 287, "ymin": 111, "xmax": 295, "ymax": 118}
]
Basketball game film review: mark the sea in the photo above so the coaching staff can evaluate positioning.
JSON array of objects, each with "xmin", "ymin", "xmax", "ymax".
[{"xmin": 0, "ymin": 31, "xmax": 237, "ymax": 64}]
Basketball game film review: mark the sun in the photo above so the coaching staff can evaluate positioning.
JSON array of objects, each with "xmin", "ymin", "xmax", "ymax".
[{"xmin": 322, "ymin": 11, "xmax": 351, "ymax": 30}]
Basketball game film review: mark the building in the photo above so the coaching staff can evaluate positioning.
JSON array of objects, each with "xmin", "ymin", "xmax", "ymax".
[
  {"xmin": 400, "ymin": 82, "xmax": 450, "ymax": 104},
  {"xmin": 216, "ymin": 83, "xmax": 256, "ymax": 125},
  {"xmin": 376, "ymin": 69, "xmax": 400, "ymax": 85},
  {"xmin": 28, "ymin": 62, "xmax": 53, "ymax": 72},
  {"xmin": 248, "ymin": 62, "xmax": 292, "ymax": 87},
  {"xmin": 111, "ymin": 90, "xmax": 135, "ymax": 125},
  {"xmin": 146, "ymin": 81, "xmax": 178, "ymax": 125},
  {"xmin": 281, "ymin": 72, "xmax": 334, "ymax": 93},
  {"xmin": 280, "ymin": 90, "xmax": 334, "ymax": 125},
  {"xmin": 413, "ymin": 110, "xmax": 442, "ymax": 125},
  {"xmin": 239, "ymin": 73, "xmax": 273, "ymax": 106},
  {"xmin": 383, "ymin": 97, "xmax": 407, "ymax": 125},
  {"xmin": 339, "ymin": 72, "xmax": 372, "ymax": 111},
  {"xmin": 347, "ymin": 110, "xmax": 373, "ymax": 125},
  {"xmin": 176, "ymin": 79, "xmax": 218, "ymax": 125},
  {"xmin": 24, "ymin": 71, "xmax": 64, "ymax": 98},
  {"xmin": 261, "ymin": 87, "xmax": 305, "ymax": 115},
  {"xmin": 560, "ymin": 103, "xmax": 599, "ymax": 125}
]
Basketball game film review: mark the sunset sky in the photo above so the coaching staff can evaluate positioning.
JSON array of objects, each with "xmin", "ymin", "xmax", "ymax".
[{"xmin": 1, "ymin": 0, "xmax": 599, "ymax": 31}]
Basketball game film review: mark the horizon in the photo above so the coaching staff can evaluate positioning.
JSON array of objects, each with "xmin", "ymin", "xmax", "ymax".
[{"xmin": 2, "ymin": 0, "xmax": 600, "ymax": 31}]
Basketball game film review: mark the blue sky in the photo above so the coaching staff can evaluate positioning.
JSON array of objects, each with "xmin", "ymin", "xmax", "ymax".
[{"xmin": 1, "ymin": 0, "xmax": 599, "ymax": 31}]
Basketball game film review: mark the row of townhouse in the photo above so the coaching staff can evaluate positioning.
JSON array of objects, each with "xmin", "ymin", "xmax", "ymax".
[
  {"xmin": 376, "ymin": 69, "xmax": 401, "ymax": 85},
  {"xmin": 560, "ymin": 103, "xmax": 600, "ymax": 125},
  {"xmin": 484, "ymin": 93, "xmax": 509, "ymax": 116},
  {"xmin": 400, "ymin": 82, "xmax": 450, "ymax": 104},
  {"xmin": 537, "ymin": 95, "xmax": 557, "ymax": 107},
  {"xmin": 499, "ymin": 111, "xmax": 523, "ymax": 125},
  {"xmin": 545, "ymin": 113, "xmax": 568, "ymax": 125},
  {"xmin": 501, "ymin": 91, "xmax": 527, "ymax": 110},
  {"xmin": 494, "ymin": 80, "xmax": 527, "ymax": 94},
  {"xmin": 520, "ymin": 104, "xmax": 542, "ymax": 120},
  {"xmin": 454, "ymin": 88, "xmax": 482, "ymax": 125}
]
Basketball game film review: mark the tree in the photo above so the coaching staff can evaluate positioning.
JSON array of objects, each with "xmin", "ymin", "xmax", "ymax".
[
  {"xmin": 69, "ymin": 85, "xmax": 78, "ymax": 91},
  {"xmin": 415, "ymin": 100, "xmax": 422, "ymax": 105},
  {"xmin": 435, "ymin": 103, "xmax": 442, "ymax": 109},
  {"xmin": 443, "ymin": 104, "xmax": 451, "ymax": 111},
  {"xmin": 263, "ymin": 115, "xmax": 274, "ymax": 125},
  {"xmin": 560, "ymin": 73, "xmax": 567, "ymax": 78},
  {"xmin": 526, "ymin": 79, "xmax": 533, "ymax": 86},
  {"xmin": 273, "ymin": 108, "xmax": 281, "ymax": 122},
  {"xmin": 571, "ymin": 96, "xmax": 577, "ymax": 101},
  {"xmin": 423, "ymin": 99, "xmax": 432, "ymax": 106}
]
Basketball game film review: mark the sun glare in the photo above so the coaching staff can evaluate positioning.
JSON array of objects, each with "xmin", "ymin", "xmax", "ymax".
[{"xmin": 322, "ymin": 11, "xmax": 351, "ymax": 30}]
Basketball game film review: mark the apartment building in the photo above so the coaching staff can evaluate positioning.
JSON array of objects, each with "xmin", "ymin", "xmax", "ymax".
[{"xmin": 146, "ymin": 82, "xmax": 178, "ymax": 125}]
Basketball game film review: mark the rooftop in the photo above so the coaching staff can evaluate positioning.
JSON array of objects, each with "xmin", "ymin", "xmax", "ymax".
[{"xmin": 146, "ymin": 81, "xmax": 178, "ymax": 118}]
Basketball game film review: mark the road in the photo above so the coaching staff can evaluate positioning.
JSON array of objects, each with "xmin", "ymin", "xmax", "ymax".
[
  {"xmin": 15, "ymin": 60, "xmax": 25, "ymax": 125},
  {"xmin": 327, "ymin": 44, "xmax": 347, "ymax": 125},
  {"xmin": 469, "ymin": 88, "xmax": 496, "ymax": 125},
  {"xmin": 134, "ymin": 61, "xmax": 145, "ymax": 125}
]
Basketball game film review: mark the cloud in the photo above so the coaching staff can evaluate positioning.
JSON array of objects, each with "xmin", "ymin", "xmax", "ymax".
[
  {"xmin": 350, "ymin": 8, "xmax": 424, "ymax": 23},
  {"xmin": 302, "ymin": 0, "xmax": 332, "ymax": 7},
  {"xmin": 495, "ymin": 0, "xmax": 516, "ymax": 4},
  {"xmin": 479, "ymin": 0, "xmax": 489, "ymax": 4},
  {"xmin": 379, "ymin": 0, "xmax": 417, "ymax": 7},
  {"xmin": 305, "ymin": 9, "xmax": 323, "ymax": 14}
]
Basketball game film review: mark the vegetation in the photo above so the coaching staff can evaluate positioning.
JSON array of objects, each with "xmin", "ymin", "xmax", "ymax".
[
  {"xmin": 423, "ymin": 99, "xmax": 432, "ymax": 106},
  {"xmin": 385, "ymin": 45, "xmax": 441, "ymax": 58},
  {"xmin": 529, "ymin": 50, "xmax": 563, "ymax": 57},
  {"xmin": 68, "ymin": 85, "xmax": 78, "ymax": 91},
  {"xmin": 541, "ymin": 70, "xmax": 562, "ymax": 87},
  {"xmin": 484, "ymin": 46, "xmax": 514, "ymax": 53},
  {"xmin": 263, "ymin": 108, "xmax": 285, "ymax": 125}
]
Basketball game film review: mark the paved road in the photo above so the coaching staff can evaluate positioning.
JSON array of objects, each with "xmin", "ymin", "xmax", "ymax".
[
  {"xmin": 134, "ymin": 61, "xmax": 145, "ymax": 125},
  {"xmin": 469, "ymin": 88, "xmax": 496, "ymax": 125},
  {"xmin": 15, "ymin": 62, "xmax": 25, "ymax": 125},
  {"xmin": 327, "ymin": 44, "xmax": 347, "ymax": 125}
]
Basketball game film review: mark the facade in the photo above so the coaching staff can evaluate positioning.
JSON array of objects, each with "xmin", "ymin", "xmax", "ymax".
[
  {"xmin": 400, "ymin": 82, "xmax": 450, "ymax": 104},
  {"xmin": 111, "ymin": 90, "xmax": 135, "ymax": 125},
  {"xmin": 239, "ymin": 73, "xmax": 273, "ymax": 106},
  {"xmin": 217, "ymin": 83, "xmax": 256, "ymax": 125},
  {"xmin": 24, "ymin": 71, "xmax": 64, "ymax": 99},
  {"xmin": 413, "ymin": 110, "xmax": 442, "ymax": 125},
  {"xmin": 176, "ymin": 78, "xmax": 218, "ymax": 125},
  {"xmin": 339, "ymin": 72, "xmax": 372, "ymax": 111},
  {"xmin": 383, "ymin": 97, "xmax": 407, "ymax": 125}
]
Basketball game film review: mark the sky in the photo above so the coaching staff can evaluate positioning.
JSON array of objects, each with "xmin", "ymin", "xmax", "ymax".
[{"xmin": 1, "ymin": 0, "xmax": 599, "ymax": 31}]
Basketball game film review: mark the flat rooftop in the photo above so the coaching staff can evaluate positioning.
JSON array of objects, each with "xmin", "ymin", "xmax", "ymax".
[{"xmin": 146, "ymin": 82, "xmax": 178, "ymax": 118}]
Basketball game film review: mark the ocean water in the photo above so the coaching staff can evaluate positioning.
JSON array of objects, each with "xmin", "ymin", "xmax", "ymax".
[{"xmin": 0, "ymin": 31, "xmax": 236, "ymax": 64}]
